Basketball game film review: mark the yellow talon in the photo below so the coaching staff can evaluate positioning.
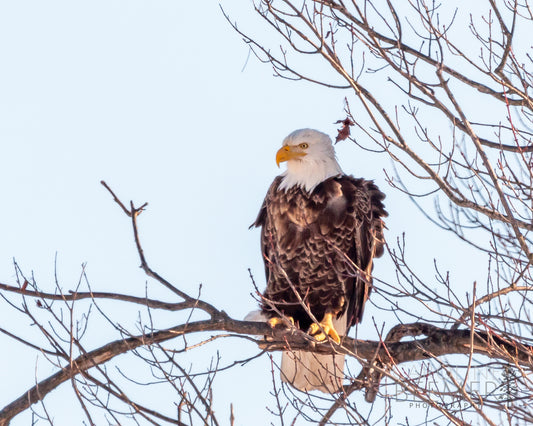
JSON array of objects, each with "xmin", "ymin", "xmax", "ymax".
[
  {"xmin": 268, "ymin": 316, "xmax": 294, "ymax": 328},
  {"xmin": 308, "ymin": 313, "xmax": 341, "ymax": 343}
]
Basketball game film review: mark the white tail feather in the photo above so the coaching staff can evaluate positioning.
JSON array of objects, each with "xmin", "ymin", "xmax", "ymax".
[
  {"xmin": 244, "ymin": 310, "xmax": 268, "ymax": 323},
  {"xmin": 280, "ymin": 350, "xmax": 345, "ymax": 393},
  {"xmin": 245, "ymin": 310, "xmax": 348, "ymax": 393},
  {"xmin": 280, "ymin": 314, "xmax": 347, "ymax": 393}
]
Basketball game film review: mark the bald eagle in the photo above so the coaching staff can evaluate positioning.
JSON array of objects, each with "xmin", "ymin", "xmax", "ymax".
[{"xmin": 253, "ymin": 129, "xmax": 387, "ymax": 393}]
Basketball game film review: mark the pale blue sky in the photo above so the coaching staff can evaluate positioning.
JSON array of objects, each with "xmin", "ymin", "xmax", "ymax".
[{"xmin": 0, "ymin": 2, "xmax": 488, "ymax": 425}]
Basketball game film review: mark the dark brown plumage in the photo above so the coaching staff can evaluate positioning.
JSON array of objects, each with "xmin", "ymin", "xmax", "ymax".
[{"xmin": 254, "ymin": 175, "xmax": 387, "ymax": 332}]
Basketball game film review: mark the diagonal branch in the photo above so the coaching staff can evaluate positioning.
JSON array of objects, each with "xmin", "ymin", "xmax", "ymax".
[{"xmin": 101, "ymin": 181, "xmax": 223, "ymax": 319}]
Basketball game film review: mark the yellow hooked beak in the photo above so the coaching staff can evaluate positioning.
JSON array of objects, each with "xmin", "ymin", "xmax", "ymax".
[{"xmin": 276, "ymin": 145, "xmax": 307, "ymax": 167}]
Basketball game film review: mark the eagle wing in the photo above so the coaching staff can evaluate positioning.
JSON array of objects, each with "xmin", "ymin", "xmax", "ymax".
[
  {"xmin": 253, "ymin": 176, "xmax": 283, "ymax": 287},
  {"xmin": 341, "ymin": 178, "xmax": 387, "ymax": 329}
]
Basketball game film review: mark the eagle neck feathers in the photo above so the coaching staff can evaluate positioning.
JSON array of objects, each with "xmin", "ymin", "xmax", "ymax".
[{"xmin": 278, "ymin": 156, "xmax": 343, "ymax": 193}]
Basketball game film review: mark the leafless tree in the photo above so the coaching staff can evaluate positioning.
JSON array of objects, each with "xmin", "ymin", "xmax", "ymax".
[
  {"xmin": 225, "ymin": 0, "xmax": 533, "ymax": 423},
  {"xmin": 1, "ymin": 0, "xmax": 533, "ymax": 425}
]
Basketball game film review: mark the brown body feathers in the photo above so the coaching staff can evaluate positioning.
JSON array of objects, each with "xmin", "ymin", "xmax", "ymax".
[{"xmin": 254, "ymin": 175, "xmax": 387, "ymax": 332}]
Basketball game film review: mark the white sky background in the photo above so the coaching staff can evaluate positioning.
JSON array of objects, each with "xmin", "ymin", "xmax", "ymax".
[{"xmin": 0, "ymin": 1, "xmax": 491, "ymax": 425}]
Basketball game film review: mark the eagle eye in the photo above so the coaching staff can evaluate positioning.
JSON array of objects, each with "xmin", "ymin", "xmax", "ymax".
[{"xmin": 299, "ymin": 143, "xmax": 309, "ymax": 149}]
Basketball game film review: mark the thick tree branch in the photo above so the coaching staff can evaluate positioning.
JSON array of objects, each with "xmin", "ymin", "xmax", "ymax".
[{"xmin": 1, "ymin": 319, "xmax": 531, "ymax": 425}]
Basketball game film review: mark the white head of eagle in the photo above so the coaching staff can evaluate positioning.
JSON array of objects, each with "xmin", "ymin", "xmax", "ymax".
[{"xmin": 277, "ymin": 128, "xmax": 343, "ymax": 193}]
